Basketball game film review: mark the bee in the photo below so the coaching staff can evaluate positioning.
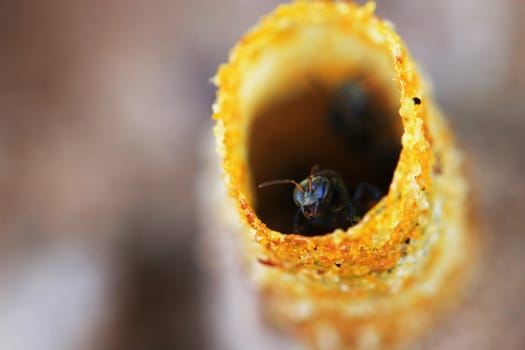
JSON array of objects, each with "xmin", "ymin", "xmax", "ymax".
[
  {"xmin": 328, "ymin": 80, "xmax": 378, "ymax": 147},
  {"xmin": 258, "ymin": 166, "xmax": 382, "ymax": 236},
  {"xmin": 326, "ymin": 78, "xmax": 402, "ymax": 189}
]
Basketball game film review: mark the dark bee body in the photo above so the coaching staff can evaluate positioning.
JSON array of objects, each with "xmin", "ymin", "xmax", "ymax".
[
  {"xmin": 291, "ymin": 169, "xmax": 355, "ymax": 235},
  {"xmin": 329, "ymin": 81, "xmax": 378, "ymax": 147},
  {"xmin": 259, "ymin": 167, "xmax": 382, "ymax": 236},
  {"xmin": 327, "ymin": 79, "xmax": 401, "ymax": 191}
]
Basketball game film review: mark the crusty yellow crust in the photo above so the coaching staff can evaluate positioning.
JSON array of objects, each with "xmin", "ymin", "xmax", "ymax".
[{"xmin": 212, "ymin": 1, "xmax": 476, "ymax": 348}]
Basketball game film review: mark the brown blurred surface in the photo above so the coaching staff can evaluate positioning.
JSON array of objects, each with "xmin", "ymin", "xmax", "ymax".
[{"xmin": 0, "ymin": 1, "xmax": 523, "ymax": 349}]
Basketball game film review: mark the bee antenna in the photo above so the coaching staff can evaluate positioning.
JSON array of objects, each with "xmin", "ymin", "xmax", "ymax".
[
  {"xmin": 258, "ymin": 179, "xmax": 304, "ymax": 193},
  {"xmin": 308, "ymin": 164, "xmax": 320, "ymax": 192}
]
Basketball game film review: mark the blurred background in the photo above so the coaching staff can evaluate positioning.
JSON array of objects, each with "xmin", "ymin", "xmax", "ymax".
[{"xmin": 0, "ymin": 0, "xmax": 523, "ymax": 349}]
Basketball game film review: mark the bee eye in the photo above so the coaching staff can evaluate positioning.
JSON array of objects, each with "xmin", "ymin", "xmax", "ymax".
[
  {"xmin": 312, "ymin": 178, "xmax": 330, "ymax": 201},
  {"xmin": 293, "ymin": 187, "xmax": 304, "ymax": 206}
]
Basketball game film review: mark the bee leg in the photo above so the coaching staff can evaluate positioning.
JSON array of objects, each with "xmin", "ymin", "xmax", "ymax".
[
  {"xmin": 293, "ymin": 209, "xmax": 306, "ymax": 234},
  {"xmin": 346, "ymin": 201, "xmax": 358, "ymax": 226},
  {"xmin": 353, "ymin": 183, "xmax": 383, "ymax": 215}
]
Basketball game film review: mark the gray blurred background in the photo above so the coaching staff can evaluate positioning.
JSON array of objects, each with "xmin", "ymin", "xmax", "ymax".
[{"xmin": 0, "ymin": 0, "xmax": 523, "ymax": 349}]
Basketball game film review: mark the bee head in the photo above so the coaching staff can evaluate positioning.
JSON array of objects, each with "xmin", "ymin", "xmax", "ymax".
[{"xmin": 293, "ymin": 176, "xmax": 331, "ymax": 218}]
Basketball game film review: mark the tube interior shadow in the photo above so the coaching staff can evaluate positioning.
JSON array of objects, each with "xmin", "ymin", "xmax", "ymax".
[{"xmin": 249, "ymin": 76, "xmax": 402, "ymax": 234}]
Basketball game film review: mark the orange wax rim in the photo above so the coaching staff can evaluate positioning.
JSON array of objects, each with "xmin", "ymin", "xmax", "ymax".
[{"xmin": 212, "ymin": 1, "xmax": 475, "ymax": 348}]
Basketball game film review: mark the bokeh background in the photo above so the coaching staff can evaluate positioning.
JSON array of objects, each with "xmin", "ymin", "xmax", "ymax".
[{"xmin": 0, "ymin": 0, "xmax": 523, "ymax": 349}]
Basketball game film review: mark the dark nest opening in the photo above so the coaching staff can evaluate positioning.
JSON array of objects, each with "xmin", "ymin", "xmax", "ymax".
[{"xmin": 248, "ymin": 75, "xmax": 402, "ymax": 235}]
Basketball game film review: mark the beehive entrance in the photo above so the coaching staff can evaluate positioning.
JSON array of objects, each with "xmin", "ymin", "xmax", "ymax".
[{"xmin": 248, "ymin": 77, "xmax": 402, "ymax": 235}]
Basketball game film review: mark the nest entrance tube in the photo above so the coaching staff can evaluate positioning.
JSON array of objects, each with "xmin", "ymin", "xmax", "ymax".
[
  {"xmin": 249, "ymin": 72, "xmax": 402, "ymax": 234},
  {"xmin": 213, "ymin": 3, "xmax": 475, "ymax": 347}
]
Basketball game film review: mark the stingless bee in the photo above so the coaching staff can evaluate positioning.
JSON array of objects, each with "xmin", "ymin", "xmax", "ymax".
[
  {"xmin": 258, "ymin": 166, "xmax": 382, "ymax": 235},
  {"xmin": 328, "ymin": 79, "xmax": 382, "ymax": 148}
]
